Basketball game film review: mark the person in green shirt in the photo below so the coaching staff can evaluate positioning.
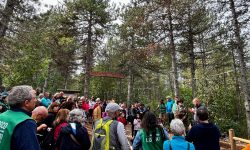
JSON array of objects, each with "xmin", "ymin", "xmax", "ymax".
[
  {"xmin": 132, "ymin": 111, "xmax": 169, "ymax": 150},
  {"xmin": 157, "ymin": 99, "xmax": 166, "ymax": 125},
  {"xmin": 0, "ymin": 85, "xmax": 40, "ymax": 150}
]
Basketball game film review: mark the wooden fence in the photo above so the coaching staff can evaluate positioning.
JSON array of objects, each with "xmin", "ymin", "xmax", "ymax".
[{"xmin": 226, "ymin": 129, "xmax": 250, "ymax": 150}]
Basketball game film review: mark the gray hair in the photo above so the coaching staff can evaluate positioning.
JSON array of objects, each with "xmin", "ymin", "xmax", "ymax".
[
  {"xmin": 68, "ymin": 109, "xmax": 85, "ymax": 124},
  {"xmin": 170, "ymin": 119, "xmax": 185, "ymax": 136},
  {"xmin": 7, "ymin": 85, "xmax": 34, "ymax": 107}
]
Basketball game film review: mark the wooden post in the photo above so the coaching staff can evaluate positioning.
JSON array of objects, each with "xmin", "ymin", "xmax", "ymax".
[{"xmin": 229, "ymin": 129, "xmax": 236, "ymax": 150}]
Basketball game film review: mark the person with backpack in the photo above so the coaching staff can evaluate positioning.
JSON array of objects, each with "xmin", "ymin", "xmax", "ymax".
[
  {"xmin": 91, "ymin": 102, "xmax": 130, "ymax": 150},
  {"xmin": 163, "ymin": 119, "xmax": 195, "ymax": 150},
  {"xmin": 56, "ymin": 109, "xmax": 90, "ymax": 150},
  {"xmin": 132, "ymin": 111, "xmax": 169, "ymax": 150}
]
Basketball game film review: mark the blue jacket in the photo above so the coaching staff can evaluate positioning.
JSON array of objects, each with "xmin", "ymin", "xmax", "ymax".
[
  {"xmin": 166, "ymin": 100, "xmax": 174, "ymax": 113},
  {"xmin": 40, "ymin": 97, "xmax": 51, "ymax": 108},
  {"xmin": 11, "ymin": 108, "xmax": 40, "ymax": 150},
  {"xmin": 163, "ymin": 136, "xmax": 195, "ymax": 150}
]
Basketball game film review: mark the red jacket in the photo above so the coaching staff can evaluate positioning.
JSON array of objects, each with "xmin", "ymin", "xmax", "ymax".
[
  {"xmin": 117, "ymin": 117, "xmax": 127, "ymax": 125},
  {"xmin": 82, "ymin": 102, "xmax": 89, "ymax": 111},
  {"xmin": 54, "ymin": 122, "xmax": 68, "ymax": 142}
]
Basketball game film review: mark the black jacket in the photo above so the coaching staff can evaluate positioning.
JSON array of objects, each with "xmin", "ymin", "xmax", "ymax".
[{"xmin": 56, "ymin": 122, "xmax": 90, "ymax": 150}]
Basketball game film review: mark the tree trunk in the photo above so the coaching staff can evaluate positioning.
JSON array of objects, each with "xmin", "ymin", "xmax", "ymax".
[
  {"xmin": 229, "ymin": 0, "xmax": 250, "ymax": 136},
  {"xmin": 199, "ymin": 34, "xmax": 208, "ymax": 97},
  {"xmin": 64, "ymin": 73, "xmax": 68, "ymax": 89},
  {"xmin": 0, "ymin": 0, "xmax": 20, "ymax": 86},
  {"xmin": 231, "ymin": 47, "xmax": 241, "ymax": 119},
  {"xmin": 0, "ymin": 0, "xmax": 19, "ymax": 37},
  {"xmin": 84, "ymin": 13, "xmax": 93, "ymax": 98},
  {"xmin": 188, "ymin": 7, "xmax": 196, "ymax": 99},
  {"xmin": 166, "ymin": 0, "xmax": 179, "ymax": 98},
  {"xmin": 168, "ymin": 72, "xmax": 174, "ymax": 95},
  {"xmin": 43, "ymin": 62, "xmax": 51, "ymax": 93},
  {"xmin": 127, "ymin": 67, "xmax": 133, "ymax": 105}
]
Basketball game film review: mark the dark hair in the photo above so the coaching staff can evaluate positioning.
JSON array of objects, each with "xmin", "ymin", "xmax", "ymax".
[
  {"xmin": 141, "ymin": 111, "xmax": 160, "ymax": 143},
  {"xmin": 197, "ymin": 108, "xmax": 208, "ymax": 121},
  {"xmin": 48, "ymin": 102, "xmax": 60, "ymax": 113},
  {"xmin": 60, "ymin": 101, "xmax": 75, "ymax": 111}
]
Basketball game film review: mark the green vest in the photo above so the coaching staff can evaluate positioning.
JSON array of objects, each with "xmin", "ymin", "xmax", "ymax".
[
  {"xmin": 140, "ymin": 128, "xmax": 164, "ymax": 150},
  {"xmin": 0, "ymin": 110, "xmax": 32, "ymax": 150},
  {"xmin": 159, "ymin": 104, "xmax": 165, "ymax": 114}
]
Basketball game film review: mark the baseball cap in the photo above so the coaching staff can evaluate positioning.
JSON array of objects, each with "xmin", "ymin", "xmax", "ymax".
[
  {"xmin": 105, "ymin": 103, "xmax": 121, "ymax": 112},
  {"xmin": 1, "ymin": 91, "xmax": 8, "ymax": 98}
]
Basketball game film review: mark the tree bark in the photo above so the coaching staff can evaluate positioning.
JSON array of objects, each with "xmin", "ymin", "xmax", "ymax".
[
  {"xmin": 84, "ymin": 13, "xmax": 93, "ymax": 98},
  {"xmin": 187, "ymin": 6, "xmax": 196, "ymax": 99},
  {"xmin": 127, "ymin": 67, "xmax": 133, "ymax": 106},
  {"xmin": 229, "ymin": 0, "xmax": 250, "ymax": 136},
  {"xmin": 231, "ymin": 47, "xmax": 241, "ymax": 119},
  {"xmin": 0, "ymin": 0, "xmax": 20, "ymax": 86},
  {"xmin": 166, "ymin": 0, "xmax": 179, "ymax": 98},
  {"xmin": 0, "ymin": 0, "xmax": 20, "ymax": 37},
  {"xmin": 43, "ymin": 62, "xmax": 51, "ymax": 93}
]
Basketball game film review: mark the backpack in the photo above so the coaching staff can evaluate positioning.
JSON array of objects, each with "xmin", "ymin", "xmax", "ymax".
[
  {"xmin": 91, "ymin": 119, "xmax": 113, "ymax": 150},
  {"xmin": 41, "ymin": 128, "xmax": 55, "ymax": 150}
]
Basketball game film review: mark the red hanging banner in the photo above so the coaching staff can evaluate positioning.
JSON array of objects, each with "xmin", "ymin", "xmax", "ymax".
[{"xmin": 89, "ymin": 72, "xmax": 125, "ymax": 79}]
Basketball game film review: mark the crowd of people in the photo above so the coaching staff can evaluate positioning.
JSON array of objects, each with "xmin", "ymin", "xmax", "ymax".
[{"xmin": 0, "ymin": 85, "xmax": 222, "ymax": 150}]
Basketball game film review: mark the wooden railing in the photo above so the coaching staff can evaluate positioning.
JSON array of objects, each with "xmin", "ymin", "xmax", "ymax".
[{"xmin": 228, "ymin": 129, "xmax": 250, "ymax": 150}]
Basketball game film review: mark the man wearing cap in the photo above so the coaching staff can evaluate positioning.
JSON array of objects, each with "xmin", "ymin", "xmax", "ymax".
[
  {"xmin": 0, "ymin": 85, "xmax": 40, "ymax": 150},
  {"xmin": 0, "ymin": 91, "xmax": 9, "ymax": 113},
  {"xmin": 92, "ymin": 102, "xmax": 130, "ymax": 150}
]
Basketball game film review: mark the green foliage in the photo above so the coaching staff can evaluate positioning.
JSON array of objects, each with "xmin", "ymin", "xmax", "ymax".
[{"xmin": 0, "ymin": 0, "xmax": 249, "ymax": 137}]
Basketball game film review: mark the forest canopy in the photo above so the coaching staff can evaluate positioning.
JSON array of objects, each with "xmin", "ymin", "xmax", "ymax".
[{"xmin": 0, "ymin": 0, "xmax": 250, "ymax": 137}]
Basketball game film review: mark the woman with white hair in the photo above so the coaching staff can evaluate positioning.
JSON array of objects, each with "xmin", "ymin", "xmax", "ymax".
[
  {"xmin": 56, "ymin": 109, "xmax": 90, "ymax": 150},
  {"xmin": 163, "ymin": 119, "xmax": 195, "ymax": 150}
]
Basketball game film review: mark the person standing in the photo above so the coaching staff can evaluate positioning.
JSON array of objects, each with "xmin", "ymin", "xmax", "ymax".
[
  {"xmin": 0, "ymin": 85, "xmax": 40, "ymax": 150},
  {"xmin": 88, "ymin": 96, "xmax": 96, "ymax": 122},
  {"xmin": 166, "ymin": 96, "xmax": 174, "ymax": 124},
  {"xmin": 189, "ymin": 97, "xmax": 206, "ymax": 125},
  {"xmin": 91, "ymin": 102, "xmax": 130, "ymax": 150},
  {"xmin": 186, "ymin": 108, "xmax": 221, "ymax": 150},
  {"xmin": 53, "ymin": 109, "xmax": 70, "ymax": 144},
  {"xmin": 163, "ymin": 119, "xmax": 195, "ymax": 150},
  {"xmin": 32, "ymin": 106, "xmax": 49, "ymax": 132},
  {"xmin": 157, "ymin": 99, "xmax": 166, "ymax": 125},
  {"xmin": 0, "ymin": 91, "xmax": 9, "ymax": 113},
  {"xmin": 133, "ymin": 113, "xmax": 141, "ymax": 139},
  {"xmin": 93, "ymin": 98, "xmax": 102, "ymax": 122},
  {"xmin": 43, "ymin": 102, "xmax": 60, "ymax": 128},
  {"xmin": 40, "ymin": 92, "xmax": 52, "ymax": 108},
  {"xmin": 132, "ymin": 111, "xmax": 169, "ymax": 150},
  {"xmin": 56, "ymin": 109, "xmax": 90, "ymax": 150}
]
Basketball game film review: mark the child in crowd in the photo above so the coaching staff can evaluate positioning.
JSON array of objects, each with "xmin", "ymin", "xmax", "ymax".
[
  {"xmin": 157, "ymin": 117, "xmax": 164, "ymax": 128},
  {"xmin": 133, "ymin": 113, "xmax": 141, "ymax": 137},
  {"xmin": 117, "ymin": 112, "xmax": 127, "ymax": 125}
]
